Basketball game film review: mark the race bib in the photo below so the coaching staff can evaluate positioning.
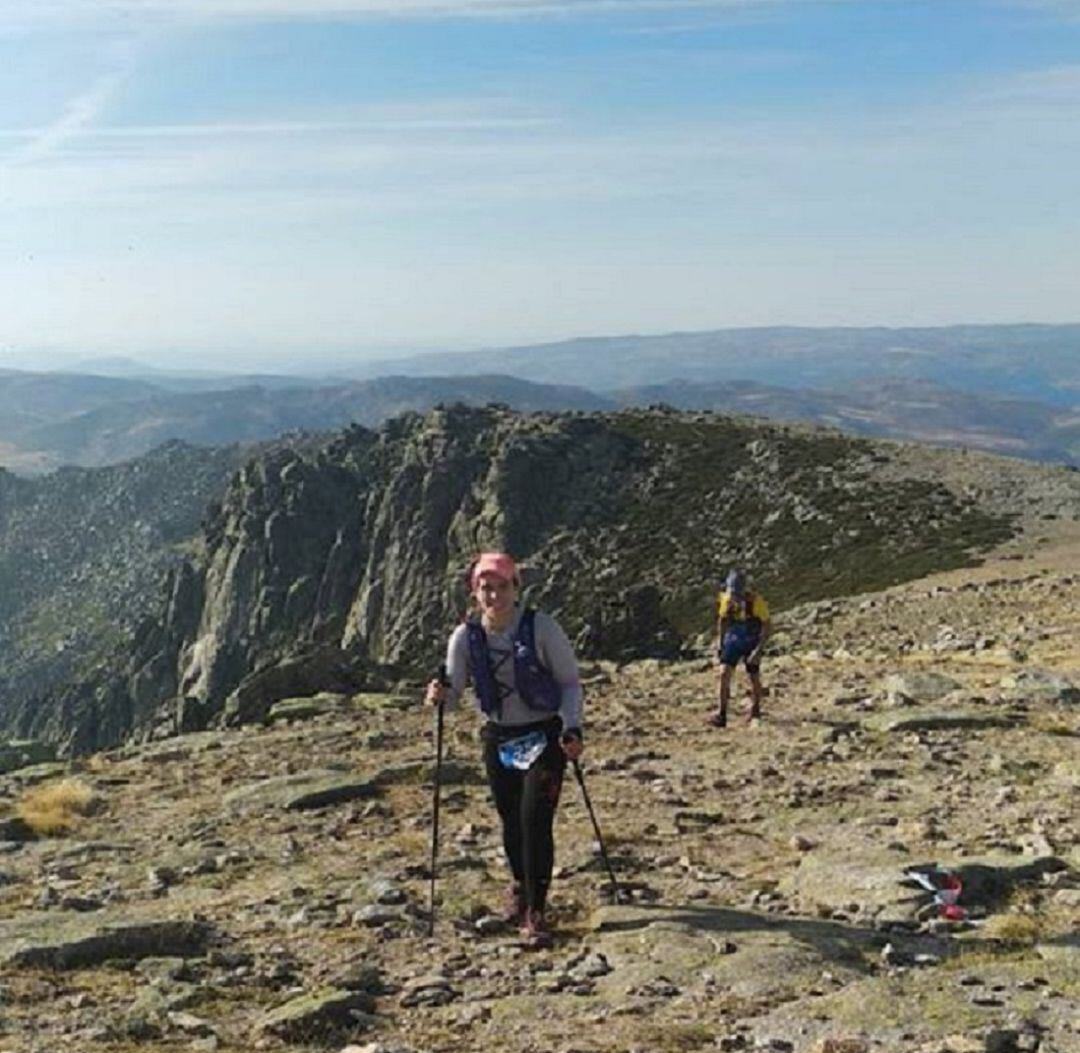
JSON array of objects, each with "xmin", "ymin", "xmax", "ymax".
[{"xmin": 497, "ymin": 730, "xmax": 549, "ymax": 771}]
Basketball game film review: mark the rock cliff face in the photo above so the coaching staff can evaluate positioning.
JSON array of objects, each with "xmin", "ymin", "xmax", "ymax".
[
  {"xmin": 0, "ymin": 441, "xmax": 256, "ymax": 746},
  {"xmin": 10, "ymin": 405, "xmax": 1080, "ymax": 753}
]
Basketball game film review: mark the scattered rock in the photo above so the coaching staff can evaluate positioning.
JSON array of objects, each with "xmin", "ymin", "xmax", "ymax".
[
  {"xmin": 258, "ymin": 987, "xmax": 376, "ymax": 1041},
  {"xmin": 883, "ymin": 671, "xmax": 961, "ymax": 705},
  {"xmin": 399, "ymin": 974, "xmax": 459, "ymax": 1008},
  {"xmin": 353, "ymin": 905, "xmax": 407, "ymax": 929}
]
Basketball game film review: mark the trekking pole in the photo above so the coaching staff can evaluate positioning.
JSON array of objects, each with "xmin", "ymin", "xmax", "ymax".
[
  {"xmin": 427, "ymin": 663, "xmax": 448, "ymax": 938},
  {"xmin": 571, "ymin": 759, "xmax": 622, "ymax": 903}
]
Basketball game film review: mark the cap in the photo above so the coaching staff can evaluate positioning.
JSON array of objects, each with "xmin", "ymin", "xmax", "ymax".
[
  {"xmin": 725, "ymin": 568, "xmax": 747, "ymax": 595},
  {"xmin": 471, "ymin": 552, "xmax": 519, "ymax": 588}
]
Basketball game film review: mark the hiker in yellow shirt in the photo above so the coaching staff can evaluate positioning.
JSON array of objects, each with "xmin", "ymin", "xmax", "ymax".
[{"xmin": 707, "ymin": 569, "xmax": 770, "ymax": 728}]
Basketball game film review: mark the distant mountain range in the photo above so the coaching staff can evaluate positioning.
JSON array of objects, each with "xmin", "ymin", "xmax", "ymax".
[
  {"xmin": 0, "ymin": 373, "xmax": 608, "ymax": 471},
  {"xmin": 1, "ymin": 324, "xmax": 1078, "ymax": 471},
  {"xmin": 613, "ymin": 377, "xmax": 1080, "ymax": 464},
  {"xmin": 345, "ymin": 323, "xmax": 1080, "ymax": 406}
]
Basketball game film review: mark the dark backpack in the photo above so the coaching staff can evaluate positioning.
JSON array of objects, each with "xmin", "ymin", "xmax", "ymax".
[
  {"xmin": 465, "ymin": 607, "xmax": 562, "ymax": 717},
  {"xmin": 725, "ymin": 590, "xmax": 763, "ymax": 637}
]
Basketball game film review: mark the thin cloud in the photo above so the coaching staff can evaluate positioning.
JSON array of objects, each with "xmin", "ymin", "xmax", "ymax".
[
  {"xmin": 2, "ymin": 65, "xmax": 1073, "ymax": 211},
  {"xmin": 0, "ymin": 0, "xmax": 810, "ymax": 25},
  {"xmin": 7, "ymin": 54, "xmax": 1080, "ymax": 210},
  {"xmin": 91, "ymin": 113, "xmax": 556, "ymax": 137},
  {"xmin": 974, "ymin": 63, "xmax": 1080, "ymax": 104},
  {"xmin": 9, "ymin": 69, "xmax": 127, "ymax": 164},
  {"xmin": 0, "ymin": 100, "xmax": 557, "ymax": 161},
  {"xmin": 999, "ymin": 0, "xmax": 1080, "ymax": 17},
  {"xmin": 0, "ymin": 115, "xmax": 554, "ymax": 142}
]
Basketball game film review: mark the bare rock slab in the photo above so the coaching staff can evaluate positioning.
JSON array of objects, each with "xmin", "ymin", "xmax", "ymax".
[
  {"xmin": 782, "ymin": 853, "xmax": 1069, "ymax": 920},
  {"xmin": 1054, "ymin": 758, "xmax": 1080, "ymax": 788},
  {"xmin": 222, "ymin": 769, "xmax": 379, "ymax": 812},
  {"xmin": 267, "ymin": 692, "xmax": 351, "ymax": 724},
  {"xmin": 999, "ymin": 669, "xmax": 1080, "ymax": 705},
  {"xmin": 0, "ymin": 912, "xmax": 214, "ymax": 969},
  {"xmin": 780, "ymin": 855, "xmax": 917, "ymax": 922},
  {"xmin": 0, "ymin": 738, "xmax": 58, "ymax": 774},
  {"xmin": 371, "ymin": 758, "xmax": 485, "ymax": 788},
  {"xmin": 258, "ymin": 987, "xmax": 375, "ymax": 1043},
  {"xmin": 1036, "ymin": 933, "xmax": 1080, "ymax": 972},
  {"xmin": 749, "ymin": 968, "xmax": 1043, "ymax": 1051},
  {"xmin": 6, "ymin": 760, "xmax": 72, "ymax": 785},
  {"xmin": 866, "ymin": 708, "xmax": 1023, "ymax": 734},
  {"xmin": 588, "ymin": 902, "xmax": 882, "ymax": 1003}
]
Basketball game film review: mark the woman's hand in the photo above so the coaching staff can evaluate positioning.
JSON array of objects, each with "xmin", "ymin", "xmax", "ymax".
[
  {"xmin": 425, "ymin": 679, "xmax": 449, "ymax": 707},
  {"xmin": 561, "ymin": 730, "xmax": 584, "ymax": 761}
]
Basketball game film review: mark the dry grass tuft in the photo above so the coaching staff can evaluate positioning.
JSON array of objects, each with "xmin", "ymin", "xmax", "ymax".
[
  {"xmin": 15, "ymin": 779, "xmax": 99, "ymax": 835},
  {"xmin": 980, "ymin": 910, "xmax": 1043, "ymax": 943},
  {"xmin": 82, "ymin": 753, "xmax": 111, "ymax": 774}
]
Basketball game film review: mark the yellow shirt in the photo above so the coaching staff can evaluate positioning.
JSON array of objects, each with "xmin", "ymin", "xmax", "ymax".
[{"xmin": 717, "ymin": 591, "xmax": 770, "ymax": 623}]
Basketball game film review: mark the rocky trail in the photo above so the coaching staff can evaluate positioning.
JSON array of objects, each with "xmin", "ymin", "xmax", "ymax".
[{"xmin": 0, "ymin": 528, "xmax": 1078, "ymax": 1053}]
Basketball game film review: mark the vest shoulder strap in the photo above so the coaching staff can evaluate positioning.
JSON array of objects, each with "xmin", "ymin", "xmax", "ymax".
[{"xmin": 517, "ymin": 607, "xmax": 538, "ymax": 650}]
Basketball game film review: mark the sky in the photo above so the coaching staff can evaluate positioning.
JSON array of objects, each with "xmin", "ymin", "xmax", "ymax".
[{"xmin": 0, "ymin": 0, "xmax": 1079, "ymax": 371}]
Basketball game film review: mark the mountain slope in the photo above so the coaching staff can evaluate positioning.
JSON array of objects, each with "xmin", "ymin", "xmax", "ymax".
[
  {"xmin": 9, "ymin": 404, "xmax": 1080, "ymax": 754},
  {"xmin": 0, "ymin": 518, "xmax": 1077, "ymax": 1053},
  {"xmin": 0, "ymin": 442, "xmax": 258, "ymax": 736},
  {"xmin": 0, "ymin": 370, "xmax": 163, "ymax": 445}
]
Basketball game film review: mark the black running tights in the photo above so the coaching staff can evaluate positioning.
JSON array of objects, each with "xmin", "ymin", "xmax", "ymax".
[{"xmin": 482, "ymin": 727, "xmax": 566, "ymax": 912}]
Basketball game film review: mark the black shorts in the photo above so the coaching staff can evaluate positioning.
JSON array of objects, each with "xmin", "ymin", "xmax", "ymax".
[{"xmin": 719, "ymin": 633, "xmax": 761, "ymax": 673}]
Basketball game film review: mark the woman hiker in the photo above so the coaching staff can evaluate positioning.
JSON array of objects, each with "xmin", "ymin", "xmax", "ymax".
[{"xmin": 425, "ymin": 551, "xmax": 584, "ymax": 950}]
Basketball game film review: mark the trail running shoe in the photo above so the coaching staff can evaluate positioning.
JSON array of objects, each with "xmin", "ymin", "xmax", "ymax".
[
  {"xmin": 706, "ymin": 710, "xmax": 727, "ymax": 729},
  {"xmin": 520, "ymin": 908, "xmax": 553, "ymax": 950}
]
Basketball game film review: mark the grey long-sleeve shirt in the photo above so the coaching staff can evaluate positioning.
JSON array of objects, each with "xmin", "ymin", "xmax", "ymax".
[{"xmin": 443, "ymin": 607, "xmax": 584, "ymax": 732}]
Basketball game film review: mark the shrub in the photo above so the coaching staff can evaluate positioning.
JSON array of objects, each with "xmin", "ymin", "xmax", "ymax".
[{"xmin": 15, "ymin": 778, "xmax": 99, "ymax": 835}]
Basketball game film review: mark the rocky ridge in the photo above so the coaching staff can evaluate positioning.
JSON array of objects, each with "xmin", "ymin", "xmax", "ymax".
[
  {"xmin": 0, "ymin": 524, "xmax": 1076, "ymax": 1052},
  {"xmin": 19, "ymin": 403, "xmax": 1080, "ymax": 754}
]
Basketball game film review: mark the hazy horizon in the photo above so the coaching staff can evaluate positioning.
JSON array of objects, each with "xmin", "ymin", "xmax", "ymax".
[
  {"xmin": 2, "ymin": 318, "xmax": 1079, "ymax": 378},
  {"xmin": 3, "ymin": 1, "xmax": 1080, "ymax": 365}
]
